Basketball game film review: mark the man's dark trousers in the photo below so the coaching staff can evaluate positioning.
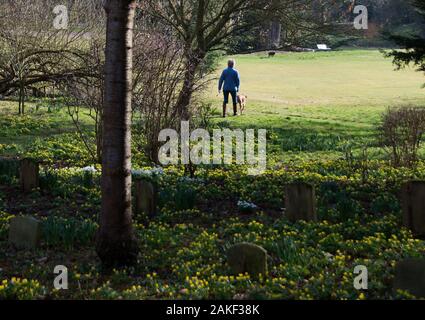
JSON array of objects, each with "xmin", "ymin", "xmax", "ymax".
[{"xmin": 223, "ymin": 90, "xmax": 237, "ymax": 117}]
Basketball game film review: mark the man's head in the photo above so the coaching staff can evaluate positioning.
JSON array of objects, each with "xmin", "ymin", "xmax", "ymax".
[{"xmin": 227, "ymin": 59, "xmax": 235, "ymax": 68}]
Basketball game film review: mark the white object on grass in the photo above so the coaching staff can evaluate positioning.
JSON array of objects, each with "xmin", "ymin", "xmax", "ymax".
[{"xmin": 316, "ymin": 44, "xmax": 331, "ymax": 51}]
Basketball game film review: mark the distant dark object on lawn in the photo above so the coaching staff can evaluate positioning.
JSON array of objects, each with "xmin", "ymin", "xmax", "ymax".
[{"xmin": 268, "ymin": 52, "xmax": 276, "ymax": 58}]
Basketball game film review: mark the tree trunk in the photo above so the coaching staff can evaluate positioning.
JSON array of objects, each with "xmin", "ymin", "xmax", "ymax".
[
  {"xmin": 96, "ymin": 0, "xmax": 138, "ymax": 268},
  {"xmin": 18, "ymin": 84, "xmax": 23, "ymax": 115},
  {"xmin": 18, "ymin": 93, "xmax": 22, "ymax": 115},
  {"xmin": 269, "ymin": 21, "xmax": 281, "ymax": 49},
  {"xmin": 174, "ymin": 51, "xmax": 205, "ymax": 121},
  {"xmin": 21, "ymin": 86, "xmax": 25, "ymax": 115}
]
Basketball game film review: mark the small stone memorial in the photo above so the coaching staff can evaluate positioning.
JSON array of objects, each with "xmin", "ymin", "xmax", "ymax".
[
  {"xmin": 401, "ymin": 181, "xmax": 425, "ymax": 237},
  {"xmin": 285, "ymin": 182, "xmax": 317, "ymax": 222},
  {"xmin": 134, "ymin": 179, "xmax": 157, "ymax": 217},
  {"xmin": 8, "ymin": 216, "xmax": 42, "ymax": 249},
  {"xmin": 227, "ymin": 242, "xmax": 267, "ymax": 277},
  {"xmin": 20, "ymin": 158, "xmax": 39, "ymax": 192},
  {"xmin": 393, "ymin": 259, "xmax": 425, "ymax": 298}
]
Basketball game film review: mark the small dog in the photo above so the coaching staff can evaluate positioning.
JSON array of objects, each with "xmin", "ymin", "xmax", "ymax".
[{"xmin": 237, "ymin": 94, "xmax": 248, "ymax": 114}]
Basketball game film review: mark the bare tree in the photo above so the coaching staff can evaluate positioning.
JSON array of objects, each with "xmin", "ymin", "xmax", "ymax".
[
  {"xmin": 55, "ymin": 2, "xmax": 191, "ymax": 166},
  {"xmin": 145, "ymin": 0, "xmax": 350, "ymax": 120},
  {"xmin": 60, "ymin": 39, "xmax": 105, "ymax": 164},
  {"xmin": 145, "ymin": 0, "xmax": 266, "ymax": 121},
  {"xmin": 96, "ymin": 0, "xmax": 139, "ymax": 268},
  {"xmin": 132, "ymin": 28, "xmax": 187, "ymax": 162},
  {"xmin": 0, "ymin": 0, "xmax": 101, "ymax": 114}
]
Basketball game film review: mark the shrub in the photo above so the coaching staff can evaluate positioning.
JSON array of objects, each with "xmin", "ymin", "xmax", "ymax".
[{"xmin": 378, "ymin": 106, "xmax": 425, "ymax": 167}]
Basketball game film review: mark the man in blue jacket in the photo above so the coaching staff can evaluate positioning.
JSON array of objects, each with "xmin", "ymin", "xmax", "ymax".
[{"xmin": 218, "ymin": 59, "xmax": 240, "ymax": 117}]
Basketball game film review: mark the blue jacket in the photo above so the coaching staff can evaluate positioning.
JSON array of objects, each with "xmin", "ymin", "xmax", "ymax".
[{"xmin": 218, "ymin": 67, "xmax": 240, "ymax": 92}]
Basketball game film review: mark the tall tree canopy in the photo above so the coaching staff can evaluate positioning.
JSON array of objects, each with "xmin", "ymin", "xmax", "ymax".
[{"xmin": 385, "ymin": 0, "xmax": 425, "ymax": 83}]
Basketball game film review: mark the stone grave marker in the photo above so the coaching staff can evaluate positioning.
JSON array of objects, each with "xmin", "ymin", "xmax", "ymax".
[
  {"xmin": 227, "ymin": 242, "xmax": 267, "ymax": 277},
  {"xmin": 134, "ymin": 179, "xmax": 157, "ymax": 217},
  {"xmin": 401, "ymin": 181, "xmax": 425, "ymax": 237},
  {"xmin": 8, "ymin": 216, "xmax": 42, "ymax": 249},
  {"xmin": 393, "ymin": 259, "xmax": 425, "ymax": 298},
  {"xmin": 20, "ymin": 158, "xmax": 39, "ymax": 192},
  {"xmin": 285, "ymin": 182, "xmax": 317, "ymax": 222}
]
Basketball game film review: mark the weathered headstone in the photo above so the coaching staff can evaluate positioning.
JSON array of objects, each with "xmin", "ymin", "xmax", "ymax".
[
  {"xmin": 134, "ymin": 179, "xmax": 157, "ymax": 217},
  {"xmin": 227, "ymin": 242, "xmax": 267, "ymax": 277},
  {"xmin": 20, "ymin": 158, "xmax": 39, "ymax": 192},
  {"xmin": 393, "ymin": 259, "xmax": 425, "ymax": 298},
  {"xmin": 401, "ymin": 181, "xmax": 425, "ymax": 237},
  {"xmin": 8, "ymin": 216, "xmax": 42, "ymax": 249},
  {"xmin": 285, "ymin": 182, "xmax": 317, "ymax": 222}
]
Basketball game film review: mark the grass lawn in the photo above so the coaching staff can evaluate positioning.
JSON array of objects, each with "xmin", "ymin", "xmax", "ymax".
[
  {"xmin": 204, "ymin": 50, "xmax": 425, "ymax": 161},
  {"xmin": 209, "ymin": 49, "xmax": 425, "ymax": 107}
]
